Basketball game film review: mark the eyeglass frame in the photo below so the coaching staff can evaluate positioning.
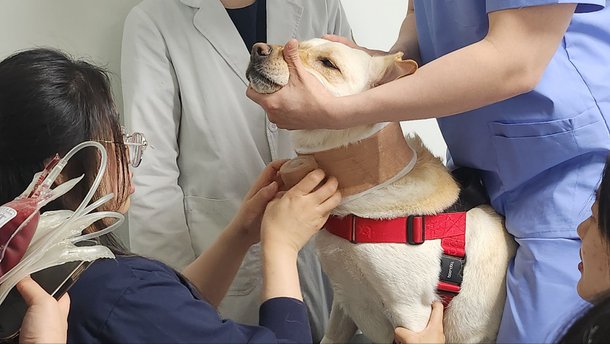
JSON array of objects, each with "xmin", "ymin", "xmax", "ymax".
[{"xmin": 98, "ymin": 129, "xmax": 148, "ymax": 168}]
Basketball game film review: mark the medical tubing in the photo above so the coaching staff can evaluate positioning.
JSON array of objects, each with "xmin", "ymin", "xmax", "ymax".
[
  {"xmin": 9, "ymin": 141, "xmax": 111, "ymax": 271},
  {"xmin": 79, "ymin": 193, "xmax": 114, "ymax": 216},
  {"xmin": 0, "ymin": 140, "xmax": 122, "ymax": 302},
  {"xmin": 0, "ymin": 242, "xmax": 115, "ymax": 303},
  {"xmin": 34, "ymin": 141, "xmax": 117, "ymax": 247},
  {"xmin": 36, "ymin": 141, "xmax": 109, "ymax": 247},
  {"xmin": 0, "ymin": 211, "xmax": 123, "ymax": 286},
  {"xmin": 71, "ymin": 212, "xmax": 124, "ymax": 243},
  {"xmin": 41, "ymin": 141, "xmax": 108, "ymax": 219}
]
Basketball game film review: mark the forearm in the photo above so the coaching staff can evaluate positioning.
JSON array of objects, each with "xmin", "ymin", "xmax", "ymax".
[
  {"xmin": 336, "ymin": 4, "xmax": 574, "ymax": 127},
  {"xmin": 344, "ymin": 39, "xmax": 528, "ymax": 125},
  {"xmin": 182, "ymin": 222, "xmax": 251, "ymax": 307},
  {"xmin": 262, "ymin": 244, "xmax": 302, "ymax": 302}
]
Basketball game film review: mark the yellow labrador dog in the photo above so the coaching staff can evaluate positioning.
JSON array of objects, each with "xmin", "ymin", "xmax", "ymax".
[{"xmin": 247, "ymin": 38, "xmax": 516, "ymax": 343}]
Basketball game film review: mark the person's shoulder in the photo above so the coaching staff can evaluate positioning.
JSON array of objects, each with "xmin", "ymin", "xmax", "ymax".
[
  {"xmin": 67, "ymin": 256, "xmax": 175, "ymax": 335},
  {"xmin": 79, "ymin": 255, "xmax": 175, "ymax": 281},
  {"xmin": 128, "ymin": 0, "xmax": 188, "ymax": 22},
  {"xmin": 69, "ymin": 256, "xmax": 178, "ymax": 301}
]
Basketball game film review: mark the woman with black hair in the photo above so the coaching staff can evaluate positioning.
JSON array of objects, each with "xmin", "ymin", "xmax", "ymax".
[
  {"xmin": 556, "ymin": 156, "xmax": 610, "ymax": 343},
  {"xmin": 0, "ymin": 48, "xmax": 341, "ymax": 343}
]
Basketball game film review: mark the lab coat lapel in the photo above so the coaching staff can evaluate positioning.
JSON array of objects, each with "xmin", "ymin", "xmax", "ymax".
[
  {"xmin": 190, "ymin": 0, "xmax": 250, "ymax": 85},
  {"xmin": 267, "ymin": 0, "xmax": 304, "ymax": 44},
  {"xmin": 186, "ymin": 0, "xmax": 304, "ymax": 85}
]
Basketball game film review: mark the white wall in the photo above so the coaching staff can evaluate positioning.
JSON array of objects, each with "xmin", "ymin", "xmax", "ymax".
[
  {"xmin": 0, "ymin": 0, "xmax": 141, "ymax": 112},
  {"xmin": 0, "ymin": 0, "xmax": 448, "ymax": 246}
]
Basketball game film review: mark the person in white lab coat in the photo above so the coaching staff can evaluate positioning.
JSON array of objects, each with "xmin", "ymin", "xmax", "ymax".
[{"xmin": 120, "ymin": 0, "xmax": 351, "ymax": 341}]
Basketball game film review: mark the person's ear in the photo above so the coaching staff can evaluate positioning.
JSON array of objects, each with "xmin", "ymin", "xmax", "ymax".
[{"xmin": 370, "ymin": 52, "xmax": 418, "ymax": 87}]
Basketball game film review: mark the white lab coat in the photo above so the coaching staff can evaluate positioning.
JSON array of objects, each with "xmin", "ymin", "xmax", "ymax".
[{"xmin": 121, "ymin": 0, "xmax": 351, "ymax": 340}]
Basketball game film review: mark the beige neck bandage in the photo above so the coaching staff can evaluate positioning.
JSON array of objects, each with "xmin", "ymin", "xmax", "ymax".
[{"xmin": 279, "ymin": 122, "xmax": 417, "ymax": 202}]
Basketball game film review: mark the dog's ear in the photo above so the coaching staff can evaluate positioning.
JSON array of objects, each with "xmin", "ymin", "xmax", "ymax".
[{"xmin": 370, "ymin": 52, "xmax": 418, "ymax": 87}]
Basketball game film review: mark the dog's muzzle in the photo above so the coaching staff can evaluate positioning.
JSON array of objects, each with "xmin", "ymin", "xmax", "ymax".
[{"xmin": 246, "ymin": 43, "xmax": 285, "ymax": 94}]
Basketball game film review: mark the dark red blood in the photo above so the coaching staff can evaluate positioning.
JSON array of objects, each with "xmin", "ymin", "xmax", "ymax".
[{"xmin": 0, "ymin": 198, "xmax": 40, "ymax": 277}]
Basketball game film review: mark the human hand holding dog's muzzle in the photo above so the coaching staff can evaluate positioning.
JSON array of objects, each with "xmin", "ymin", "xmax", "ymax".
[{"xmin": 246, "ymin": 39, "xmax": 343, "ymax": 130}]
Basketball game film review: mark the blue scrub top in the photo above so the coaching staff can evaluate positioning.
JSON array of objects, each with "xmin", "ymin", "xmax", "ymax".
[
  {"xmin": 67, "ymin": 256, "xmax": 312, "ymax": 343},
  {"xmin": 413, "ymin": 1, "xmax": 610, "ymax": 342},
  {"xmin": 414, "ymin": 0, "xmax": 610, "ymax": 239}
]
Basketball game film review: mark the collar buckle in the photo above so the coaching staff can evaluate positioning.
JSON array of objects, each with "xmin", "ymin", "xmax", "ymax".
[{"xmin": 406, "ymin": 215, "xmax": 425, "ymax": 245}]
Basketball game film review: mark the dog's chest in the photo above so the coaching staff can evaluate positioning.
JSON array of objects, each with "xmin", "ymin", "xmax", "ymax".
[{"xmin": 315, "ymin": 230, "xmax": 444, "ymax": 304}]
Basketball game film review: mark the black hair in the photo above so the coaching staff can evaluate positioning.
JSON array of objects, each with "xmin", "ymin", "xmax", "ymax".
[
  {"xmin": 0, "ymin": 48, "xmax": 128, "ymax": 252},
  {"xmin": 558, "ymin": 293, "xmax": 610, "ymax": 343},
  {"xmin": 556, "ymin": 157, "xmax": 610, "ymax": 343},
  {"xmin": 597, "ymin": 156, "xmax": 610, "ymax": 244}
]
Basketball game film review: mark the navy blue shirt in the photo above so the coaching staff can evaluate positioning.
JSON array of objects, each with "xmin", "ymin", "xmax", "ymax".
[
  {"xmin": 67, "ymin": 256, "xmax": 311, "ymax": 343},
  {"xmin": 226, "ymin": 0, "xmax": 266, "ymax": 51}
]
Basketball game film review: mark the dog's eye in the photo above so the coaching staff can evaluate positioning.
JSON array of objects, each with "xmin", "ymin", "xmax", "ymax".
[{"xmin": 319, "ymin": 58, "xmax": 339, "ymax": 71}]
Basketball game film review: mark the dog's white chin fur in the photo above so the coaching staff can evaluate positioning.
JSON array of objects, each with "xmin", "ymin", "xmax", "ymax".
[{"xmin": 248, "ymin": 80, "xmax": 284, "ymax": 94}]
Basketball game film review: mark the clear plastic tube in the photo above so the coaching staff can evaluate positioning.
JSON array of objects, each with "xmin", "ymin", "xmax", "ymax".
[
  {"xmin": 0, "ymin": 140, "xmax": 123, "ymax": 303},
  {"xmin": 41, "ymin": 141, "xmax": 108, "ymax": 218}
]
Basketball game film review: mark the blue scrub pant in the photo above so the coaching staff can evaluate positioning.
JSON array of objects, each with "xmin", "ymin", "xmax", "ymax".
[{"xmin": 496, "ymin": 237, "xmax": 588, "ymax": 343}]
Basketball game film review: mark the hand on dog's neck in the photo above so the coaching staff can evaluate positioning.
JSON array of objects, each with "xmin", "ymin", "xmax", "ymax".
[
  {"xmin": 297, "ymin": 122, "xmax": 416, "ymax": 202},
  {"xmin": 220, "ymin": 0, "xmax": 255, "ymax": 9}
]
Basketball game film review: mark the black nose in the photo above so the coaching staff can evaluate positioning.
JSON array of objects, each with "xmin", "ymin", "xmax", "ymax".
[{"xmin": 251, "ymin": 42, "xmax": 272, "ymax": 60}]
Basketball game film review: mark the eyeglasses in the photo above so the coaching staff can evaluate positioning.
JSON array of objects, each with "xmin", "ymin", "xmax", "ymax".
[{"xmin": 99, "ymin": 130, "xmax": 148, "ymax": 168}]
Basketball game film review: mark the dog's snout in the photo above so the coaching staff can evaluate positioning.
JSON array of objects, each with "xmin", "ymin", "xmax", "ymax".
[{"xmin": 252, "ymin": 42, "xmax": 272, "ymax": 60}]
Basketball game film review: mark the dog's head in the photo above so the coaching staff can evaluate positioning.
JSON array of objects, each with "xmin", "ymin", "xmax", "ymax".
[
  {"xmin": 246, "ymin": 38, "xmax": 417, "ymax": 152},
  {"xmin": 247, "ymin": 38, "xmax": 417, "ymax": 97}
]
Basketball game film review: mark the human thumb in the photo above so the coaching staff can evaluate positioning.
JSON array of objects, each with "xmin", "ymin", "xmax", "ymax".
[
  {"xmin": 283, "ymin": 39, "xmax": 303, "ymax": 74},
  {"xmin": 16, "ymin": 276, "xmax": 48, "ymax": 306}
]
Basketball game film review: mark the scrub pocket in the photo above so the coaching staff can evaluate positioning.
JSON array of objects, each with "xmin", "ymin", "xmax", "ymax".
[
  {"xmin": 184, "ymin": 195, "xmax": 259, "ymax": 296},
  {"xmin": 489, "ymin": 108, "xmax": 606, "ymax": 193}
]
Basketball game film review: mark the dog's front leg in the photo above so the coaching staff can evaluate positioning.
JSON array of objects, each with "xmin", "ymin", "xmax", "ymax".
[{"xmin": 320, "ymin": 301, "xmax": 357, "ymax": 344}]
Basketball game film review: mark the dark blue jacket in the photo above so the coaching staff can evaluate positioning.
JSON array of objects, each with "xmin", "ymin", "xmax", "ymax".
[{"xmin": 67, "ymin": 256, "xmax": 311, "ymax": 343}]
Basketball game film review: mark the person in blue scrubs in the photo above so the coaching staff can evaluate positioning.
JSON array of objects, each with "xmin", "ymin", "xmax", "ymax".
[
  {"xmin": 247, "ymin": 1, "xmax": 610, "ymax": 342},
  {"xmin": 0, "ymin": 48, "xmax": 341, "ymax": 343}
]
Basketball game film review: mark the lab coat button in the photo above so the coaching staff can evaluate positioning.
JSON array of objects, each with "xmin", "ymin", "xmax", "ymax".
[{"xmin": 268, "ymin": 123, "xmax": 278, "ymax": 132}]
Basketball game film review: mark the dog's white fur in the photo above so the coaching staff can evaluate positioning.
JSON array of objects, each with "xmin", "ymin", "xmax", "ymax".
[{"xmin": 248, "ymin": 39, "xmax": 516, "ymax": 343}]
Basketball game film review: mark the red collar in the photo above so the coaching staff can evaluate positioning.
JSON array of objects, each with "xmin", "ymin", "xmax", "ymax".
[{"xmin": 325, "ymin": 213, "xmax": 467, "ymax": 307}]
